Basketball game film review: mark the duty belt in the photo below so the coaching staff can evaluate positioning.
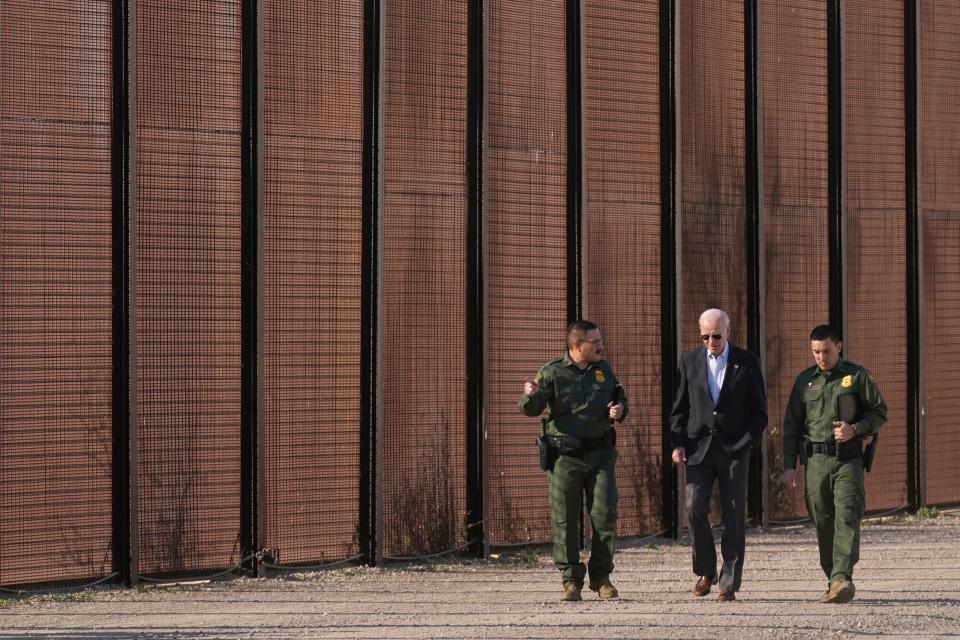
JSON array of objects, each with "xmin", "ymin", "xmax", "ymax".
[
  {"xmin": 806, "ymin": 440, "xmax": 861, "ymax": 462},
  {"xmin": 549, "ymin": 429, "xmax": 616, "ymax": 456}
]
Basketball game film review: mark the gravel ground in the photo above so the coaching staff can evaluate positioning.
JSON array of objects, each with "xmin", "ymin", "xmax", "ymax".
[{"xmin": 1, "ymin": 511, "xmax": 959, "ymax": 639}]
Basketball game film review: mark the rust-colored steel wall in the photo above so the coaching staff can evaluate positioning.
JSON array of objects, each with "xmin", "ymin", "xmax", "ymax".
[
  {"xmin": 485, "ymin": 1, "xmax": 567, "ymax": 545},
  {"xmin": 7, "ymin": 1, "xmax": 960, "ymax": 590},
  {"xmin": 676, "ymin": 2, "xmax": 747, "ymax": 526},
  {"xmin": 583, "ymin": 0, "xmax": 663, "ymax": 536},
  {"xmin": 135, "ymin": 0, "xmax": 243, "ymax": 574},
  {"xmin": 380, "ymin": 1, "xmax": 469, "ymax": 557},
  {"xmin": 0, "ymin": 0, "xmax": 114, "ymax": 586},
  {"xmin": 261, "ymin": 1, "xmax": 363, "ymax": 565},
  {"xmin": 844, "ymin": 0, "xmax": 908, "ymax": 511},
  {"xmin": 920, "ymin": 4, "xmax": 960, "ymax": 506},
  {"xmin": 677, "ymin": 2, "xmax": 748, "ymax": 347},
  {"xmin": 761, "ymin": 0, "xmax": 829, "ymax": 520}
]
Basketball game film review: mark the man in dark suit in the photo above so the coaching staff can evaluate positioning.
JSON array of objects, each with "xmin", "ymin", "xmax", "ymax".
[{"xmin": 669, "ymin": 308, "xmax": 767, "ymax": 602}]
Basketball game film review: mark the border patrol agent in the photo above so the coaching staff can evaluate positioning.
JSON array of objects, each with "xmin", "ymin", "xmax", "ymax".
[
  {"xmin": 782, "ymin": 324, "xmax": 887, "ymax": 604},
  {"xmin": 519, "ymin": 320, "xmax": 627, "ymax": 601}
]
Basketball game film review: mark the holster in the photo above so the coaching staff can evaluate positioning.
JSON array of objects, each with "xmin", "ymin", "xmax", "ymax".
[
  {"xmin": 862, "ymin": 434, "xmax": 879, "ymax": 473},
  {"xmin": 537, "ymin": 419, "xmax": 558, "ymax": 472}
]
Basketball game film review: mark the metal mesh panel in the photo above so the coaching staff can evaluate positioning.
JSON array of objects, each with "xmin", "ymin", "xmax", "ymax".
[
  {"xmin": 843, "ymin": 0, "xmax": 908, "ymax": 512},
  {"xmin": 261, "ymin": 1, "xmax": 363, "ymax": 565},
  {"xmin": 380, "ymin": 1, "xmax": 468, "ymax": 557},
  {"xmin": 486, "ymin": 1, "xmax": 566, "ymax": 545},
  {"xmin": 135, "ymin": 0, "xmax": 243, "ymax": 574},
  {"xmin": 761, "ymin": 0, "xmax": 829, "ymax": 520},
  {"xmin": 0, "ymin": 0, "xmax": 113, "ymax": 586},
  {"xmin": 920, "ymin": 3, "xmax": 960, "ymax": 506},
  {"xmin": 677, "ymin": 2, "xmax": 747, "ymax": 346},
  {"xmin": 583, "ymin": 0, "xmax": 662, "ymax": 537},
  {"xmin": 676, "ymin": 3, "xmax": 747, "ymax": 525}
]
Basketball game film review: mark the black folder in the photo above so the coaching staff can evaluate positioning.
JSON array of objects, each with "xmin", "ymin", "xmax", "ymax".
[{"xmin": 837, "ymin": 393, "xmax": 878, "ymax": 472}]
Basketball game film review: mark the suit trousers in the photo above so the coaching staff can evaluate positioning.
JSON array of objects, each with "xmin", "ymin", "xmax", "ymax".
[{"xmin": 685, "ymin": 439, "xmax": 751, "ymax": 592}]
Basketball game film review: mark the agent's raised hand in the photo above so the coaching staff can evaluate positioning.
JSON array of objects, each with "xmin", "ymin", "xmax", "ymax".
[{"xmin": 523, "ymin": 378, "xmax": 540, "ymax": 397}]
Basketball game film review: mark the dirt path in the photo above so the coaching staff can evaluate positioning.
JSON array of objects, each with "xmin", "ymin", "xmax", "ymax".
[{"xmin": 2, "ymin": 511, "xmax": 959, "ymax": 639}]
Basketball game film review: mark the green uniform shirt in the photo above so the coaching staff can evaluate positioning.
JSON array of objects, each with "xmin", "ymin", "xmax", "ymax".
[
  {"xmin": 518, "ymin": 353, "xmax": 628, "ymax": 439},
  {"xmin": 782, "ymin": 360, "xmax": 887, "ymax": 470}
]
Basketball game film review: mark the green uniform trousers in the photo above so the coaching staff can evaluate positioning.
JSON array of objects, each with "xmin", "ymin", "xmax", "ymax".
[
  {"xmin": 548, "ymin": 446, "xmax": 617, "ymax": 587},
  {"xmin": 805, "ymin": 452, "xmax": 865, "ymax": 582}
]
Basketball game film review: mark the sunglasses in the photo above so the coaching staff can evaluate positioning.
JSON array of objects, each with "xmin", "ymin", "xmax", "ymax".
[{"xmin": 700, "ymin": 333, "xmax": 723, "ymax": 341}]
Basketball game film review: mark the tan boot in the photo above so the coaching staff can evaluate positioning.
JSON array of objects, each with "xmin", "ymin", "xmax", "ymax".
[
  {"xmin": 819, "ymin": 583, "xmax": 832, "ymax": 603},
  {"xmin": 590, "ymin": 581, "xmax": 619, "ymax": 599},
  {"xmin": 822, "ymin": 578, "xmax": 856, "ymax": 604},
  {"xmin": 561, "ymin": 583, "xmax": 583, "ymax": 601}
]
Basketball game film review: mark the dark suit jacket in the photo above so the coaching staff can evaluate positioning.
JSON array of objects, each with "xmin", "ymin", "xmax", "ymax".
[{"xmin": 669, "ymin": 344, "xmax": 768, "ymax": 466}]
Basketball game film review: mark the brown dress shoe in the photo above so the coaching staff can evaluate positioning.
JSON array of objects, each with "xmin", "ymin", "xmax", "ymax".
[
  {"xmin": 693, "ymin": 575, "xmax": 717, "ymax": 597},
  {"xmin": 717, "ymin": 589, "xmax": 736, "ymax": 602}
]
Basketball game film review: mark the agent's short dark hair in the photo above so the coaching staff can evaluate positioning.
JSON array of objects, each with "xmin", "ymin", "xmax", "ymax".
[
  {"xmin": 567, "ymin": 320, "xmax": 599, "ymax": 347},
  {"xmin": 810, "ymin": 324, "xmax": 842, "ymax": 343}
]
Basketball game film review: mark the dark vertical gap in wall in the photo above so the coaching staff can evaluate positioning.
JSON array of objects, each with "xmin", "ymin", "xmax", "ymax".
[
  {"xmin": 744, "ymin": 0, "xmax": 766, "ymax": 529},
  {"xmin": 904, "ymin": 0, "xmax": 924, "ymax": 510},
  {"xmin": 240, "ymin": 0, "xmax": 263, "ymax": 575},
  {"xmin": 112, "ymin": 0, "xmax": 135, "ymax": 586},
  {"xmin": 659, "ymin": 0, "xmax": 680, "ymax": 539},
  {"xmin": 827, "ymin": 0, "xmax": 845, "ymax": 336},
  {"xmin": 466, "ymin": 0, "xmax": 486, "ymax": 558},
  {"xmin": 361, "ymin": 0, "xmax": 383, "ymax": 566},
  {"xmin": 566, "ymin": 0, "xmax": 585, "ymax": 549},
  {"xmin": 566, "ymin": 0, "xmax": 583, "ymax": 324}
]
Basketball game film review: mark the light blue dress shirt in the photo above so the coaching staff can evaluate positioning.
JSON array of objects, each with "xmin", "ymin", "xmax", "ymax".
[{"xmin": 706, "ymin": 342, "xmax": 730, "ymax": 405}]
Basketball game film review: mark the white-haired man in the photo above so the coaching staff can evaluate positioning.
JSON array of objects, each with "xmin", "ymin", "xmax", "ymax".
[{"xmin": 669, "ymin": 308, "xmax": 767, "ymax": 602}]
